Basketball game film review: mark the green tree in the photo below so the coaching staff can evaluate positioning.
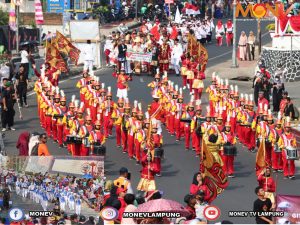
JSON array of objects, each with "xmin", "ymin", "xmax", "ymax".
[{"xmin": 0, "ymin": 7, "xmax": 9, "ymax": 26}]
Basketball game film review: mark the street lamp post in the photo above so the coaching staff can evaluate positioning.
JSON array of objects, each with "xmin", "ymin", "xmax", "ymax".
[
  {"xmin": 257, "ymin": 0, "xmax": 261, "ymax": 55},
  {"xmin": 135, "ymin": 0, "xmax": 138, "ymax": 20},
  {"xmin": 16, "ymin": 5, "xmax": 20, "ymax": 53},
  {"xmin": 231, "ymin": 0, "xmax": 238, "ymax": 68}
]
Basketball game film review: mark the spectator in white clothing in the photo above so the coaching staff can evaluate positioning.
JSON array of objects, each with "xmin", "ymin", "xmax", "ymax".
[
  {"xmin": 20, "ymin": 46, "xmax": 29, "ymax": 77},
  {"xmin": 82, "ymin": 40, "xmax": 95, "ymax": 75}
]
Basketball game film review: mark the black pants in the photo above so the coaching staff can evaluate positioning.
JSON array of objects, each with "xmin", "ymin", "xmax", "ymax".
[
  {"xmin": 3, "ymin": 197, "xmax": 9, "ymax": 209},
  {"xmin": 207, "ymin": 33, "xmax": 212, "ymax": 43},
  {"xmin": 17, "ymin": 84, "xmax": 27, "ymax": 106},
  {"xmin": 1, "ymin": 107, "xmax": 15, "ymax": 128},
  {"xmin": 200, "ymin": 38, "xmax": 207, "ymax": 44}
]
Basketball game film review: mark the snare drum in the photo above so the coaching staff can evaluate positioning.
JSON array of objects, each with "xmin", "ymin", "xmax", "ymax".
[
  {"xmin": 93, "ymin": 145, "xmax": 106, "ymax": 156},
  {"xmin": 74, "ymin": 136, "xmax": 83, "ymax": 144},
  {"xmin": 223, "ymin": 144, "xmax": 237, "ymax": 156},
  {"xmin": 286, "ymin": 147, "xmax": 299, "ymax": 160},
  {"xmin": 66, "ymin": 135, "xmax": 75, "ymax": 144},
  {"xmin": 274, "ymin": 143, "xmax": 282, "ymax": 153},
  {"xmin": 83, "ymin": 137, "xmax": 90, "ymax": 147}
]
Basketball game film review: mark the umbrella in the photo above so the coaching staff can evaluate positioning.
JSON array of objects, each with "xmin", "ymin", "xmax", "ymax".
[
  {"xmin": 82, "ymin": 174, "xmax": 93, "ymax": 179},
  {"xmin": 134, "ymin": 199, "xmax": 190, "ymax": 217}
]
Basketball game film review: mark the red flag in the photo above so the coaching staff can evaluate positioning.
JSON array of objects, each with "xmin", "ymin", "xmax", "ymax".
[
  {"xmin": 200, "ymin": 139, "xmax": 229, "ymax": 203},
  {"xmin": 151, "ymin": 25, "xmax": 160, "ymax": 41},
  {"xmin": 170, "ymin": 26, "xmax": 178, "ymax": 40}
]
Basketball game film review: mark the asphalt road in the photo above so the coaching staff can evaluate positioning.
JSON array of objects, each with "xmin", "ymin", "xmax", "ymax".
[{"xmin": 4, "ymin": 20, "xmax": 299, "ymax": 223}]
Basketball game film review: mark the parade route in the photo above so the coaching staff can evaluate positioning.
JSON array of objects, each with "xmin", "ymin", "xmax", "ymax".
[{"xmin": 3, "ymin": 19, "xmax": 300, "ymax": 224}]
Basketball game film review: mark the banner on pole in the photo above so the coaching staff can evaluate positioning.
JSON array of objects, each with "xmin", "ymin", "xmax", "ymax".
[
  {"xmin": 276, "ymin": 194, "xmax": 300, "ymax": 224},
  {"xmin": 165, "ymin": 0, "xmax": 174, "ymax": 3},
  {"xmin": 126, "ymin": 51, "xmax": 152, "ymax": 62}
]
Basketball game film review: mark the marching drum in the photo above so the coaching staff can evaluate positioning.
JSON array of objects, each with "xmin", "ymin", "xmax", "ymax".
[
  {"xmin": 286, "ymin": 147, "xmax": 299, "ymax": 160},
  {"xmin": 93, "ymin": 144, "xmax": 106, "ymax": 156},
  {"xmin": 274, "ymin": 143, "xmax": 282, "ymax": 153},
  {"xmin": 66, "ymin": 135, "xmax": 75, "ymax": 144},
  {"xmin": 223, "ymin": 144, "xmax": 237, "ymax": 156},
  {"xmin": 154, "ymin": 148, "xmax": 164, "ymax": 158},
  {"xmin": 74, "ymin": 136, "xmax": 83, "ymax": 144},
  {"xmin": 83, "ymin": 138, "xmax": 90, "ymax": 147}
]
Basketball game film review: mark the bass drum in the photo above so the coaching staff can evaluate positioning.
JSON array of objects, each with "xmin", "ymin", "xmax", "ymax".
[
  {"xmin": 223, "ymin": 144, "xmax": 237, "ymax": 156},
  {"xmin": 93, "ymin": 145, "xmax": 106, "ymax": 156}
]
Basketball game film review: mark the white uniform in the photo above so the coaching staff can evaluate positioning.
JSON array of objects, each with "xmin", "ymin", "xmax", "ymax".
[
  {"xmin": 75, "ymin": 198, "xmax": 81, "ymax": 215},
  {"xmin": 82, "ymin": 44, "xmax": 95, "ymax": 75},
  {"xmin": 171, "ymin": 43, "xmax": 183, "ymax": 75}
]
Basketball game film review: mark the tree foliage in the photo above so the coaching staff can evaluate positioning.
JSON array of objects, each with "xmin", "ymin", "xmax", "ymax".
[{"xmin": 0, "ymin": 7, "xmax": 9, "ymax": 26}]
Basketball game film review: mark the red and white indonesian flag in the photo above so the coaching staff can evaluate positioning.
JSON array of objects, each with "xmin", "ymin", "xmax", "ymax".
[
  {"xmin": 35, "ymin": 0, "xmax": 44, "ymax": 25},
  {"xmin": 183, "ymin": 3, "xmax": 200, "ymax": 15}
]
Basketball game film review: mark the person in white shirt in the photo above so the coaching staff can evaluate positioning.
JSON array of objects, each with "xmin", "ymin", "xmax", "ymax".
[
  {"xmin": 20, "ymin": 47, "xmax": 29, "ymax": 76},
  {"xmin": 215, "ymin": 20, "xmax": 225, "ymax": 46},
  {"xmin": 200, "ymin": 21, "xmax": 207, "ymax": 44},
  {"xmin": 82, "ymin": 40, "xmax": 95, "ymax": 75},
  {"xmin": 104, "ymin": 35, "xmax": 113, "ymax": 67},
  {"xmin": 195, "ymin": 24, "xmax": 202, "ymax": 42},
  {"xmin": 171, "ymin": 39, "xmax": 183, "ymax": 76}
]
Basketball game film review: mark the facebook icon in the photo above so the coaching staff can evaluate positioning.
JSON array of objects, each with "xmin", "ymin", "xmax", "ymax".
[{"xmin": 8, "ymin": 208, "xmax": 24, "ymax": 222}]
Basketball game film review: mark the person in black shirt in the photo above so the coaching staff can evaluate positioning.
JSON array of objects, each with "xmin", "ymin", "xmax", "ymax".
[
  {"xmin": 284, "ymin": 97, "xmax": 295, "ymax": 119},
  {"xmin": 15, "ymin": 65, "xmax": 29, "ymax": 107},
  {"xmin": 253, "ymin": 186, "xmax": 273, "ymax": 224},
  {"xmin": 2, "ymin": 184, "xmax": 10, "ymax": 210},
  {"xmin": 1, "ymin": 81, "xmax": 16, "ymax": 131},
  {"xmin": 118, "ymin": 39, "xmax": 127, "ymax": 73}
]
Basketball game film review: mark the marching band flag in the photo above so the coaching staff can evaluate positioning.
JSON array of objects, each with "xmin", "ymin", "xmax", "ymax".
[
  {"xmin": 34, "ymin": 0, "xmax": 44, "ymax": 25},
  {"xmin": 150, "ymin": 25, "xmax": 160, "ymax": 41},
  {"xmin": 256, "ymin": 138, "xmax": 267, "ymax": 176},
  {"xmin": 54, "ymin": 31, "xmax": 81, "ymax": 65},
  {"xmin": 46, "ymin": 42, "xmax": 68, "ymax": 73},
  {"xmin": 169, "ymin": 26, "xmax": 178, "ymax": 40},
  {"xmin": 187, "ymin": 34, "xmax": 208, "ymax": 71},
  {"xmin": 201, "ymin": 140, "xmax": 228, "ymax": 203},
  {"xmin": 9, "ymin": 1, "xmax": 17, "ymax": 31}
]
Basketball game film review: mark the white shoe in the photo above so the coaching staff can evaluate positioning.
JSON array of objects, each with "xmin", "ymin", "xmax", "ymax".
[
  {"xmin": 1, "ymin": 128, "xmax": 6, "ymax": 132},
  {"xmin": 183, "ymin": 86, "xmax": 186, "ymax": 90},
  {"xmin": 9, "ymin": 127, "xmax": 16, "ymax": 131}
]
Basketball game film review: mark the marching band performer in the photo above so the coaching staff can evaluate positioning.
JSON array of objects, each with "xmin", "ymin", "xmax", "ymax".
[
  {"xmin": 151, "ymin": 120, "xmax": 163, "ymax": 177},
  {"xmin": 173, "ymin": 88, "xmax": 185, "ymax": 142},
  {"xmin": 117, "ymin": 69, "xmax": 131, "ymax": 99},
  {"xmin": 127, "ymin": 101, "xmax": 138, "ymax": 159},
  {"xmin": 52, "ymin": 87, "xmax": 61, "ymax": 143},
  {"xmin": 278, "ymin": 117, "xmax": 297, "ymax": 179},
  {"xmin": 269, "ymin": 113, "xmax": 284, "ymax": 172},
  {"xmin": 221, "ymin": 118, "xmax": 237, "ymax": 178},
  {"xmin": 137, "ymin": 141, "xmax": 159, "ymax": 192},
  {"xmin": 102, "ymin": 87, "xmax": 116, "ymax": 138},
  {"xmin": 112, "ymin": 98, "xmax": 125, "ymax": 148},
  {"xmin": 191, "ymin": 100, "xmax": 204, "ymax": 157},
  {"xmin": 89, "ymin": 114, "xmax": 106, "ymax": 155},
  {"xmin": 181, "ymin": 96, "xmax": 195, "ymax": 150},
  {"xmin": 242, "ymin": 95, "xmax": 256, "ymax": 152},
  {"xmin": 75, "ymin": 195, "xmax": 82, "ymax": 215},
  {"xmin": 76, "ymin": 71, "xmax": 90, "ymax": 102},
  {"xmin": 134, "ymin": 104, "xmax": 145, "ymax": 164},
  {"xmin": 203, "ymin": 125, "xmax": 224, "ymax": 167},
  {"xmin": 171, "ymin": 38, "xmax": 183, "ymax": 76},
  {"xmin": 78, "ymin": 110, "xmax": 94, "ymax": 156},
  {"xmin": 121, "ymin": 99, "xmax": 131, "ymax": 153},
  {"xmin": 57, "ymin": 91, "xmax": 67, "ymax": 148}
]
